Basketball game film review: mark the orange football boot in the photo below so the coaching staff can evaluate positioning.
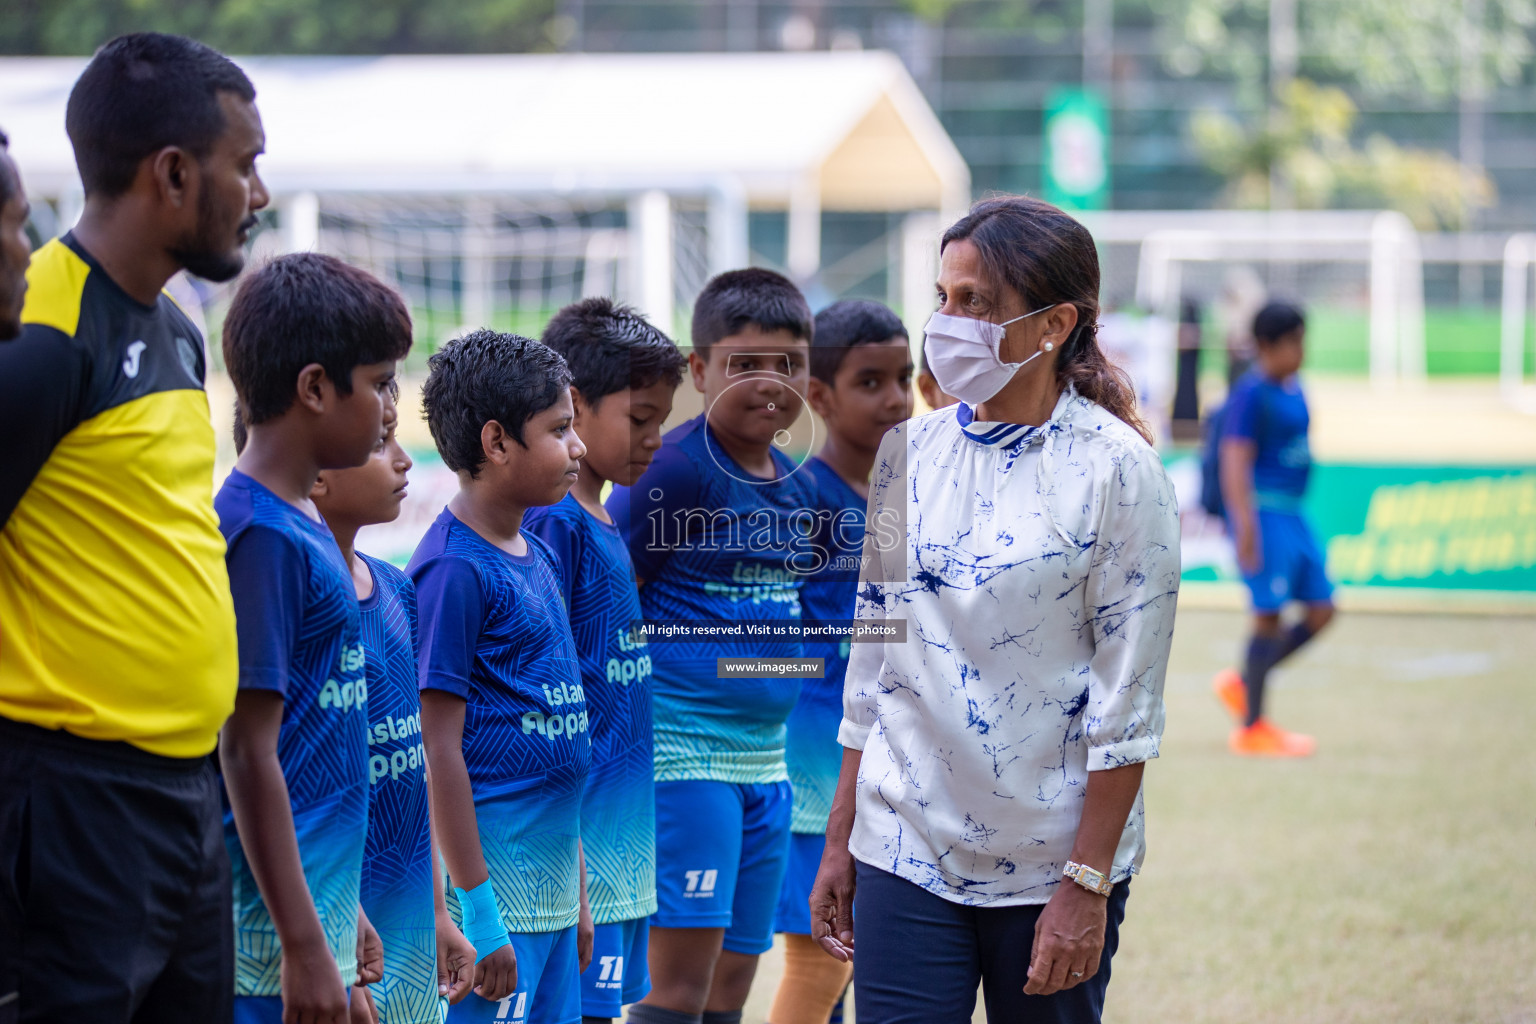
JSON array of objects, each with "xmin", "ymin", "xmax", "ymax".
[
  {"xmin": 1211, "ymin": 668, "xmax": 1247, "ymax": 722},
  {"xmin": 1229, "ymin": 718, "xmax": 1317, "ymax": 758}
]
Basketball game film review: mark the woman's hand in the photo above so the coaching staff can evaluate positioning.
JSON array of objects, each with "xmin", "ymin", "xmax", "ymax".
[
  {"xmin": 1024, "ymin": 883, "xmax": 1107, "ymax": 996},
  {"xmin": 808, "ymin": 846, "xmax": 857, "ymax": 963}
]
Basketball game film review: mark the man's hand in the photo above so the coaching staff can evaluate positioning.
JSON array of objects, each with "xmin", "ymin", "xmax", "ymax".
[
  {"xmin": 473, "ymin": 944, "xmax": 518, "ymax": 1003},
  {"xmin": 355, "ymin": 910, "xmax": 384, "ymax": 986},
  {"xmin": 436, "ymin": 911, "xmax": 476, "ymax": 1005},
  {"xmin": 1024, "ymin": 883, "xmax": 1107, "ymax": 997},
  {"xmin": 280, "ymin": 937, "xmax": 351, "ymax": 1024},
  {"xmin": 808, "ymin": 847, "xmax": 856, "ymax": 963}
]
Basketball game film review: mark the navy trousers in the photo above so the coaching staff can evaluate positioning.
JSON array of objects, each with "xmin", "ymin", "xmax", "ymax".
[{"xmin": 852, "ymin": 861, "xmax": 1129, "ymax": 1024}]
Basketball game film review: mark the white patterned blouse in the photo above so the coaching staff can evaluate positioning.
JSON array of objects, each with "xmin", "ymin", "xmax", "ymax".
[{"xmin": 838, "ymin": 385, "xmax": 1181, "ymax": 907}]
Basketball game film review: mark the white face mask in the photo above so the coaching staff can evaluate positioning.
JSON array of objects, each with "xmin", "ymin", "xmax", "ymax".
[{"xmin": 922, "ymin": 306, "xmax": 1056, "ymax": 407}]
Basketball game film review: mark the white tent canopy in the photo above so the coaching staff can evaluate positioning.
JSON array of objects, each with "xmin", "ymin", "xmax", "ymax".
[{"xmin": 0, "ymin": 51, "xmax": 969, "ymax": 313}]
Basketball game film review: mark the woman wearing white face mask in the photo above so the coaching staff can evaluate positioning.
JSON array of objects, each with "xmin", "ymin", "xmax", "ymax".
[{"xmin": 806, "ymin": 195, "xmax": 1181, "ymax": 1024}]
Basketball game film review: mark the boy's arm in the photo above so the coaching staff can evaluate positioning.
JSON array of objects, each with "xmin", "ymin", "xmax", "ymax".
[
  {"xmin": 430, "ymin": 817, "xmax": 476, "ymax": 1005},
  {"xmin": 576, "ymin": 839, "xmax": 594, "ymax": 973},
  {"xmin": 223, "ymin": 525, "xmax": 350, "ymax": 1023},
  {"xmin": 1219, "ymin": 437, "xmax": 1259, "ymax": 570},
  {"xmin": 1219, "ymin": 385, "xmax": 1263, "ymax": 574},
  {"xmin": 420, "ymin": 691, "xmax": 516, "ymax": 1001},
  {"xmin": 221, "ymin": 691, "xmax": 350, "ymax": 1023},
  {"xmin": 412, "ymin": 554, "xmax": 515, "ymax": 1001}
]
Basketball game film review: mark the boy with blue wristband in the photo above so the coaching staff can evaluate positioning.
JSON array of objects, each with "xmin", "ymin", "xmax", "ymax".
[
  {"xmin": 1214, "ymin": 301, "xmax": 1336, "ymax": 757},
  {"xmin": 413, "ymin": 331, "xmax": 594, "ymax": 1024},
  {"xmin": 525, "ymin": 299, "xmax": 687, "ymax": 1023},
  {"xmin": 304, "ymin": 417, "xmax": 479, "ymax": 1023},
  {"xmin": 607, "ymin": 269, "xmax": 818, "ymax": 1024},
  {"xmin": 768, "ymin": 300, "xmax": 912, "ymax": 1024},
  {"xmin": 217, "ymin": 253, "xmax": 413, "ymax": 1024}
]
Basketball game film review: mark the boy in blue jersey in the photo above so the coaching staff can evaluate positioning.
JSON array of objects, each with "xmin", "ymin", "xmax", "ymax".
[
  {"xmin": 767, "ymin": 300, "xmax": 912, "ymax": 1024},
  {"xmin": 607, "ymin": 269, "xmax": 818, "ymax": 1024},
  {"xmin": 306, "ymin": 419, "xmax": 480, "ymax": 1024},
  {"xmin": 525, "ymin": 299, "xmax": 687, "ymax": 1024},
  {"xmin": 1214, "ymin": 301, "xmax": 1336, "ymax": 757},
  {"xmin": 217, "ymin": 253, "xmax": 413, "ymax": 1024},
  {"xmin": 413, "ymin": 330, "xmax": 594, "ymax": 1024}
]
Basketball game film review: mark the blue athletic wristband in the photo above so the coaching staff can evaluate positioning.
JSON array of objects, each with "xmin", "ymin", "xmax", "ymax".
[{"xmin": 454, "ymin": 880, "xmax": 511, "ymax": 963}]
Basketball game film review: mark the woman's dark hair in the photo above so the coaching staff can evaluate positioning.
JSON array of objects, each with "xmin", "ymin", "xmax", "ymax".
[
  {"xmin": 66, "ymin": 33, "xmax": 255, "ymax": 199},
  {"xmin": 809, "ymin": 299, "xmax": 908, "ymax": 383},
  {"xmin": 223, "ymin": 252, "xmax": 413, "ymax": 425},
  {"xmin": 541, "ymin": 297, "xmax": 685, "ymax": 406},
  {"xmin": 940, "ymin": 195, "xmax": 1152, "ymax": 444},
  {"xmin": 422, "ymin": 329, "xmax": 572, "ymax": 477},
  {"xmin": 1252, "ymin": 301, "xmax": 1306, "ymax": 345}
]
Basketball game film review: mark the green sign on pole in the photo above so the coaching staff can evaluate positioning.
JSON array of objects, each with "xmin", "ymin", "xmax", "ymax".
[{"xmin": 1043, "ymin": 87, "xmax": 1110, "ymax": 211}]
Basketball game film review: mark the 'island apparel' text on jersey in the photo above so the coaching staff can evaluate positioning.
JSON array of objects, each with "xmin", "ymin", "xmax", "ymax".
[
  {"xmin": 0, "ymin": 234, "xmax": 237, "ymax": 757},
  {"xmin": 606, "ymin": 415, "xmax": 819, "ymax": 785},
  {"xmin": 840, "ymin": 390, "xmax": 1181, "ymax": 907},
  {"xmin": 356, "ymin": 553, "xmax": 438, "ymax": 1023},
  {"xmin": 1222, "ymin": 370, "xmax": 1312, "ymax": 511},
  {"xmin": 409, "ymin": 508, "xmax": 590, "ymax": 934},
  {"xmin": 785, "ymin": 456, "xmax": 865, "ymax": 835},
  {"xmin": 217, "ymin": 471, "xmax": 370, "ymax": 993},
  {"xmin": 524, "ymin": 494, "xmax": 658, "ymax": 925}
]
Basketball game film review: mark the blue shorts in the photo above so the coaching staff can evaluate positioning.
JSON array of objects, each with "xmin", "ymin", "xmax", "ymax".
[
  {"xmin": 446, "ymin": 927, "xmax": 580, "ymax": 1024},
  {"xmin": 653, "ymin": 779, "xmax": 792, "ymax": 955},
  {"xmin": 1240, "ymin": 510, "xmax": 1334, "ymax": 613},
  {"xmin": 773, "ymin": 831, "xmax": 827, "ymax": 936},
  {"xmin": 579, "ymin": 916, "xmax": 651, "ymax": 1016}
]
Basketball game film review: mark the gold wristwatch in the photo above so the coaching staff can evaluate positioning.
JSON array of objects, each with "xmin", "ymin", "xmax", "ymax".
[{"xmin": 1063, "ymin": 860, "xmax": 1114, "ymax": 897}]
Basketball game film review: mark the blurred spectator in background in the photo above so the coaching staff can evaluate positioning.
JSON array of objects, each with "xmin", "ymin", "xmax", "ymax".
[
  {"xmin": 1170, "ymin": 297, "xmax": 1203, "ymax": 442},
  {"xmin": 0, "ymin": 129, "xmax": 29, "ymax": 340},
  {"xmin": 1218, "ymin": 266, "xmax": 1266, "ymax": 387}
]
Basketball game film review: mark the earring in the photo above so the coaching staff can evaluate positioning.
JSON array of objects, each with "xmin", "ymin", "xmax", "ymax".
[{"xmin": 1043, "ymin": 341, "xmax": 1054, "ymax": 352}]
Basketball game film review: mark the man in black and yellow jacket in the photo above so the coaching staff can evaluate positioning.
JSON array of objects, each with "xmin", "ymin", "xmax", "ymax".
[{"xmin": 0, "ymin": 34, "xmax": 268, "ymax": 1023}]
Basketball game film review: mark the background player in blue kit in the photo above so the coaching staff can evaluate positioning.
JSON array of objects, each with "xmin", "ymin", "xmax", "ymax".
[
  {"xmin": 305, "ymin": 418, "xmax": 479, "ymax": 1023},
  {"xmin": 1214, "ymin": 301, "xmax": 1335, "ymax": 758},
  {"xmin": 413, "ymin": 330, "xmax": 594, "ymax": 1024},
  {"xmin": 767, "ymin": 300, "xmax": 912, "ymax": 1024},
  {"xmin": 217, "ymin": 253, "xmax": 413, "ymax": 1024},
  {"xmin": 526, "ymin": 299, "xmax": 687, "ymax": 1024},
  {"xmin": 607, "ymin": 270, "xmax": 818, "ymax": 1024}
]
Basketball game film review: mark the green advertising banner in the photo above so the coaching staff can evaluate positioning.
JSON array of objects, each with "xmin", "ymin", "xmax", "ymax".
[
  {"xmin": 1043, "ymin": 87, "xmax": 1110, "ymax": 211},
  {"xmin": 1180, "ymin": 461, "xmax": 1536, "ymax": 593}
]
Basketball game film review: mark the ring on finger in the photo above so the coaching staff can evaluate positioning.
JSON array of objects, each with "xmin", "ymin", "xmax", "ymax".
[{"xmin": 1071, "ymin": 971, "xmax": 1084, "ymax": 978}]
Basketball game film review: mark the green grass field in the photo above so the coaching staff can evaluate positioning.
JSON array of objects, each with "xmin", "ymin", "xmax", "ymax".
[{"xmin": 742, "ymin": 608, "xmax": 1536, "ymax": 1023}]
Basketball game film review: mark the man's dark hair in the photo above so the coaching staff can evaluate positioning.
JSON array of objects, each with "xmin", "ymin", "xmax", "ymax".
[
  {"xmin": 690, "ymin": 267, "xmax": 813, "ymax": 356},
  {"xmin": 66, "ymin": 33, "xmax": 255, "ymax": 198},
  {"xmin": 809, "ymin": 299, "xmax": 908, "ymax": 383},
  {"xmin": 541, "ymin": 297, "xmax": 685, "ymax": 407},
  {"xmin": 0, "ymin": 127, "xmax": 16, "ymax": 208},
  {"xmin": 422, "ymin": 329, "xmax": 572, "ymax": 477},
  {"xmin": 222, "ymin": 252, "xmax": 413, "ymax": 425},
  {"xmin": 1253, "ymin": 301, "xmax": 1306, "ymax": 345}
]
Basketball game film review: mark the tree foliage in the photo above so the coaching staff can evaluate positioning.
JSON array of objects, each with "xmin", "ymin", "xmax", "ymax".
[
  {"xmin": 1192, "ymin": 79, "xmax": 1496, "ymax": 229},
  {"xmin": 1155, "ymin": 0, "xmax": 1536, "ymax": 98},
  {"xmin": 0, "ymin": 0, "xmax": 558, "ymax": 55}
]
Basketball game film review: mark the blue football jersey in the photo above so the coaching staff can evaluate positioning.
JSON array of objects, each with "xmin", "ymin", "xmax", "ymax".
[
  {"xmin": 606, "ymin": 415, "xmax": 818, "ymax": 785},
  {"xmin": 216, "ymin": 470, "xmax": 369, "ymax": 996},
  {"xmin": 409, "ymin": 508, "xmax": 590, "ymax": 934},
  {"xmin": 1223, "ymin": 370, "xmax": 1312, "ymax": 509},
  {"xmin": 786, "ymin": 457, "xmax": 865, "ymax": 834},
  {"xmin": 356, "ymin": 553, "xmax": 437, "ymax": 1023},
  {"xmin": 525, "ymin": 494, "xmax": 657, "ymax": 925}
]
